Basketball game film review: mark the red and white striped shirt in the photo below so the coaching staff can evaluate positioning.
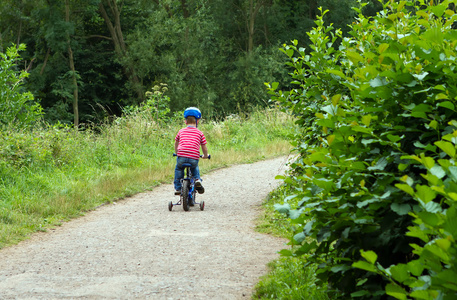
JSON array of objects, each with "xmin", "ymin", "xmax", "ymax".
[{"xmin": 175, "ymin": 126, "xmax": 207, "ymax": 160}]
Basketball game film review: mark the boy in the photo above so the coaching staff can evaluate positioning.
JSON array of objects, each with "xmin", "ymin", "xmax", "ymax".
[{"xmin": 174, "ymin": 107, "xmax": 209, "ymax": 195}]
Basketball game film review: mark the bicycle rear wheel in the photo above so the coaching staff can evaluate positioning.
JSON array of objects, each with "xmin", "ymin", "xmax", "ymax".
[{"xmin": 182, "ymin": 180, "xmax": 190, "ymax": 211}]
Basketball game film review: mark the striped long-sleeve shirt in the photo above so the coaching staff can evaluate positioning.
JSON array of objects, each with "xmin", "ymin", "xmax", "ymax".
[{"xmin": 175, "ymin": 126, "xmax": 207, "ymax": 160}]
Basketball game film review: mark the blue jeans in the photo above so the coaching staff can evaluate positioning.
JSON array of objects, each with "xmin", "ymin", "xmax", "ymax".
[{"xmin": 174, "ymin": 157, "xmax": 201, "ymax": 191}]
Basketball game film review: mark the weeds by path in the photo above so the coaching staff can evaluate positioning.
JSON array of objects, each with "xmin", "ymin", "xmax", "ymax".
[
  {"xmin": 0, "ymin": 108, "xmax": 294, "ymax": 248},
  {"xmin": 254, "ymin": 186, "xmax": 329, "ymax": 299}
]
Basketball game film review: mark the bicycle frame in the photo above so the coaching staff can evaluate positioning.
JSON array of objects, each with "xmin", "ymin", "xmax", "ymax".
[
  {"xmin": 169, "ymin": 154, "xmax": 207, "ymax": 212},
  {"xmin": 180, "ymin": 163, "xmax": 197, "ymax": 211}
]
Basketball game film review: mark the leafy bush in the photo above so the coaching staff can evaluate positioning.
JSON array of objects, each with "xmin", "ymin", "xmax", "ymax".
[
  {"xmin": 269, "ymin": 0, "xmax": 457, "ymax": 298},
  {"xmin": 0, "ymin": 44, "xmax": 43, "ymax": 128},
  {"xmin": 123, "ymin": 83, "xmax": 172, "ymax": 124}
]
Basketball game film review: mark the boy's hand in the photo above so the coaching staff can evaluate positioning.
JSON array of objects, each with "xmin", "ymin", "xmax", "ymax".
[{"xmin": 201, "ymin": 144, "xmax": 209, "ymax": 159}]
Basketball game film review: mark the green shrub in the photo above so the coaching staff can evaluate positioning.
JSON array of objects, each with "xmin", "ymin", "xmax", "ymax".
[
  {"xmin": 270, "ymin": 0, "xmax": 457, "ymax": 298},
  {"xmin": 0, "ymin": 44, "xmax": 43, "ymax": 128}
]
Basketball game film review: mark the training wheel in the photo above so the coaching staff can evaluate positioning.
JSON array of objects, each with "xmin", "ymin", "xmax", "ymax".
[
  {"xmin": 199, "ymin": 201, "xmax": 205, "ymax": 211},
  {"xmin": 168, "ymin": 201, "xmax": 173, "ymax": 211}
]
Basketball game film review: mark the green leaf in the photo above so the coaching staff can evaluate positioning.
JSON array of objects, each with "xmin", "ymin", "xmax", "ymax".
[
  {"xmin": 274, "ymin": 203, "xmax": 291, "ymax": 214},
  {"xmin": 423, "ymin": 244, "xmax": 450, "ymax": 262},
  {"xmin": 391, "ymin": 203, "xmax": 411, "ymax": 216},
  {"xmin": 415, "ymin": 185, "xmax": 436, "ymax": 204},
  {"xmin": 433, "ymin": 269, "xmax": 457, "ymax": 291},
  {"xmin": 437, "ymin": 101, "xmax": 454, "ymax": 110},
  {"xmin": 390, "ymin": 264, "xmax": 410, "ymax": 283},
  {"xmin": 423, "ymin": 201, "xmax": 441, "ymax": 213},
  {"xmin": 406, "ymin": 226, "xmax": 430, "ymax": 243},
  {"xmin": 347, "ymin": 50, "xmax": 364, "ymax": 64},
  {"xmin": 421, "ymin": 155, "xmax": 435, "ymax": 169},
  {"xmin": 413, "ymin": 72, "xmax": 429, "ymax": 81},
  {"xmin": 351, "ymin": 290, "xmax": 371, "ymax": 297},
  {"xmin": 413, "ymin": 104, "xmax": 432, "ymax": 113},
  {"xmin": 410, "ymin": 290, "xmax": 431, "ymax": 299},
  {"xmin": 435, "ymin": 93, "xmax": 449, "ymax": 100},
  {"xmin": 430, "ymin": 165, "xmax": 446, "ymax": 179},
  {"xmin": 396, "ymin": 184, "xmax": 415, "ymax": 196},
  {"xmin": 357, "ymin": 198, "xmax": 381, "ymax": 208},
  {"xmin": 327, "ymin": 69, "xmax": 346, "ymax": 79},
  {"xmin": 293, "ymin": 231, "xmax": 306, "ymax": 243},
  {"xmin": 313, "ymin": 178, "xmax": 335, "ymax": 191},
  {"xmin": 353, "ymin": 261, "xmax": 377, "ymax": 273},
  {"xmin": 428, "ymin": 120, "xmax": 438, "ymax": 130},
  {"xmin": 407, "ymin": 260, "xmax": 425, "ymax": 277},
  {"xmin": 378, "ymin": 43, "xmax": 389, "ymax": 54},
  {"xmin": 271, "ymin": 82, "xmax": 279, "ymax": 90},
  {"xmin": 370, "ymin": 76, "xmax": 388, "ymax": 87},
  {"xmin": 431, "ymin": 4, "xmax": 446, "ymax": 17},
  {"xmin": 331, "ymin": 264, "xmax": 351, "ymax": 273},
  {"xmin": 435, "ymin": 140, "xmax": 456, "ymax": 157},
  {"xmin": 353, "ymin": 126, "xmax": 373, "ymax": 134},
  {"xmin": 386, "ymin": 283, "xmax": 408, "ymax": 300},
  {"xmin": 417, "ymin": 211, "xmax": 441, "ymax": 227},
  {"xmin": 368, "ymin": 157, "xmax": 388, "ymax": 171},
  {"xmin": 411, "ymin": 111, "xmax": 427, "ymax": 119},
  {"xmin": 360, "ymin": 250, "xmax": 378, "ymax": 264},
  {"xmin": 444, "ymin": 206, "xmax": 457, "ymax": 237},
  {"xmin": 387, "ymin": 134, "xmax": 402, "ymax": 143},
  {"xmin": 322, "ymin": 104, "xmax": 338, "ymax": 116},
  {"xmin": 278, "ymin": 249, "xmax": 293, "ymax": 256},
  {"xmin": 448, "ymin": 166, "xmax": 457, "ymax": 181}
]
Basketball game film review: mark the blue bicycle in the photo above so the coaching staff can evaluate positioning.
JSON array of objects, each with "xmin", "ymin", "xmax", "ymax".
[{"xmin": 169, "ymin": 154, "xmax": 210, "ymax": 211}]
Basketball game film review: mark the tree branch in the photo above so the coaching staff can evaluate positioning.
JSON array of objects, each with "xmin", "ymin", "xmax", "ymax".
[{"xmin": 84, "ymin": 35, "xmax": 113, "ymax": 41}]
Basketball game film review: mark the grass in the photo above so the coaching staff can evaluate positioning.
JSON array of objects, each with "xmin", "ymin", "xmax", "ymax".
[
  {"xmin": 253, "ymin": 257, "xmax": 328, "ymax": 300},
  {"xmin": 253, "ymin": 186, "xmax": 330, "ymax": 300},
  {"xmin": 0, "ymin": 107, "xmax": 294, "ymax": 248}
]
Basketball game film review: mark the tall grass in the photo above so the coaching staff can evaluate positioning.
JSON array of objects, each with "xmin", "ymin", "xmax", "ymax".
[
  {"xmin": 0, "ymin": 107, "xmax": 293, "ymax": 248},
  {"xmin": 253, "ymin": 186, "xmax": 329, "ymax": 300}
]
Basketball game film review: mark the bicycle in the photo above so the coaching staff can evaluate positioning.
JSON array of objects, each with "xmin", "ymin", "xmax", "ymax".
[{"xmin": 169, "ymin": 154, "xmax": 210, "ymax": 212}]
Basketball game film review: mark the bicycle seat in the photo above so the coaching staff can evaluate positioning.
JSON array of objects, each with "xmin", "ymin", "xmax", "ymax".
[{"xmin": 182, "ymin": 163, "xmax": 192, "ymax": 167}]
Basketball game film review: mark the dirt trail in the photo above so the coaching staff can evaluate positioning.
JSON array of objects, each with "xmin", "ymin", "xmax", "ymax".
[{"xmin": 0, "ymin": 156, "xmax": 290, "ymax": 299}]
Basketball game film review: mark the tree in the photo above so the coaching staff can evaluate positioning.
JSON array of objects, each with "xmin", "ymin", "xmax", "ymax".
[
  {"xmin": 0, "ymin": 44, "xmax": 42, "ymax": 127},
  {"xmin": 65, "ymin": 0, "xmax": 79, "ymax": 127},
  {"xmin": 98, "ymin": 0, "xmax": 143, "ymax": 102}
]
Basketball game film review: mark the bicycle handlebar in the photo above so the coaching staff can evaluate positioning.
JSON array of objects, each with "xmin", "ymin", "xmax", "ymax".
[{"xmin": 173, "ymin": 153, "xmax": 211, "ymax": 159}]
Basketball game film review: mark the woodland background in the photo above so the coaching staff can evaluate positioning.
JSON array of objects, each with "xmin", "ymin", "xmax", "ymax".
[{"xmin": 0, "ymin": 0, "xmax": 381, "ymax": 126}]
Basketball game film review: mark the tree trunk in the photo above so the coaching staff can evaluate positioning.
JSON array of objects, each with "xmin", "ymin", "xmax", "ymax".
[
  {"xmin": 308, "ymin": 0, "xmax": 317, "ymax": 19},
  {"xmin": 246, "ymin": 0, "xmax": 265, "ymax": 54},
  {"xmin": 40, "ymin": 48, "xmax": 50, "ymax": 75},
  {"xmin": 181, "ymin": 0, "xmax": 190, "ymax": 18},
  {"xmin": 99, "ymin": 0, "xmax": 144, "ymax": 102},
  {"xmin": 66, "ymin": 0, "xmax": 79, "ymax": 127}
]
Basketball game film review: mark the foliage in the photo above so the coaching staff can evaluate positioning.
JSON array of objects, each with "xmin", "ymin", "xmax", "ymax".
[
  {"xmin": 123, "ymin": 83, "xmax": 171, "ymax": 124},
  {"xmin": 254, "ymin": 185, "xmax": 329, "ymax": 300},
  {"xmin": 0, "ymin": 0, "xmax": 369, "ymax": 124},
  {"xmin": 269, "ymin": 0, "xmax": 457, "ymax": 298},
  {"xmin": 0, "ymin": 107, "xmax": 293, "ymax": 248},
  {"xmin": 0, "ymin": 44, "xmax": 42, "ymax": 128},
  {"xmin": 254, "ymin": 256, "xmax": 329, "ymax": 300},
  {"xmin": 355, "ymin": 133, "xmax": 457, "ymax": 299}
]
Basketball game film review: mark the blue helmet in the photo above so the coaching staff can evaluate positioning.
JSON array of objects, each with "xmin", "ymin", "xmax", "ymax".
[{"xmin": 183, "ymin": 107, "xmax": 202, "ymax": 119}]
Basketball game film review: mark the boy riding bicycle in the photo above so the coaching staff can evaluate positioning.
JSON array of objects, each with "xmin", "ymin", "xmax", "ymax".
[{"xmin": 174, "ymin": 107, "xmax": 209, "ymax": 195}]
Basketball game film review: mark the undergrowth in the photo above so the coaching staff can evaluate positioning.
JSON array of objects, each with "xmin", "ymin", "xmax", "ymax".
[
  {"xmin": 254, "ymin": 186, "xmax": 329, "ymax": 300},
  {"xmin": 0, "ymin": 107, "xmax": 294, "ymax": 248}
]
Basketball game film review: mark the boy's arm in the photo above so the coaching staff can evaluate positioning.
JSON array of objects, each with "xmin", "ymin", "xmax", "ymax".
[
  {"xmin": 174, "ymin": 140, "xmax": 179, "ymax": 154},
  {"xmin": 201, "ymin": 144, "xmax": 209, "ymax": 159}
]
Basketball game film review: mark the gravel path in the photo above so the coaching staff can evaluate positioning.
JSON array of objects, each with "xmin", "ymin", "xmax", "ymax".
[{"xmin": 0, "ymin": 156, "xmax": 289, "ymax": 299}]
